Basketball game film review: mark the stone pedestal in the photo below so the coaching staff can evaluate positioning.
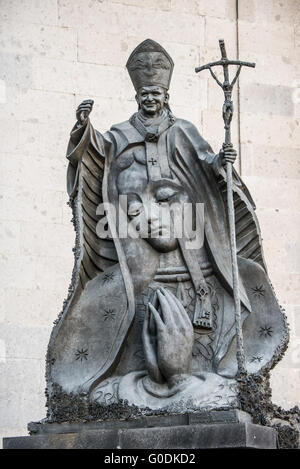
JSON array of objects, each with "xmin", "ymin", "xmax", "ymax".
[{"xmin": 3, "ymin": 410, "xmax": 277, "ymax": 449}]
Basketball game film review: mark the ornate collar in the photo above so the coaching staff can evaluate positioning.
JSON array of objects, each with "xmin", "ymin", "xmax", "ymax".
[{"xmin": 129, "ymin": 110, "xmax": 176, "ymax": 142}]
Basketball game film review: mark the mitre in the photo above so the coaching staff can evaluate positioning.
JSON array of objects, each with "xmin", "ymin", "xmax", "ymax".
[{"xmin": 126, "ymin": 39, "xmax": 174, "ymax": 91}]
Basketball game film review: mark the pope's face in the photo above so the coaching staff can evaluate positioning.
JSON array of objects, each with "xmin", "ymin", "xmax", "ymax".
[
  {"xmin": 117, "ymin": 161, "xmax": 192, "ymax": 253},
  {"xmin": 136, "ymin": 86, "xmax": 168, "ymax": 117}
]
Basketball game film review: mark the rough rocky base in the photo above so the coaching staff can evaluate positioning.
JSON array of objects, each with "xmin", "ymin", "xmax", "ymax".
[{"xmin": 3, "ymin": 421, "xmax": 276, "ymax": 449}]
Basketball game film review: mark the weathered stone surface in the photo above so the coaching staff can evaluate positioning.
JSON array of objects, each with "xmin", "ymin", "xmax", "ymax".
[
  {"xmin": 0, "ymin": 53, "xmax": 33, "ymax": 89},
  {"xmin": 239, "ymin": 20, "xmax": 295, "ymax": 57},
  {"xmin": 0, "ymin": 22, "xmax": 77, "ymax": 61},
  {"xmin": 240, "ymin": 144, "xmax": 300, "ymax": 180},
  {"xmin": 4, "ymin": 422, "xmax": 277, "ymax": 449},
  {"xmin": 27, "ymin": 409, "xmax": 252, "ymax": 435},
  {"xmin": 0, "ymin": 0, "xmax": 58, "ymax": 26},
  {"xmin": 242, "ymin": 177, "xmax": 300, "ymax": 210},
  {"xmin": 238, "ymin": 0, "xmax": 300, "ymax": 25},
  {"xmin": 4, "ymin": 429, "xmax": 120, "ymax": 450},
  {"xmin": 188, "ymin": 409, "xmax": 252, "ymax": 425},
  {"xmin": 120, "ymin": 423, "xmax": 277, "ymax": 449},
  {"xmin": 2, "ymin": 287, "xmax": 67, "ymax": 327},
  {"xmin": 242, "ymin": 113, "xmax": 300, "ymax": 147},
  {"xmin": 239, "ymin": 54, "xmax": 296, "ymax": 86},
  {"xmin": 294, "ymin": 306, "xmax": 300, "ymax": 338},
  {"xmin": 205, "ymin": 17, "xmax": 237, "ymax": 51},
  {"xmin": 0, "ymin": 359, "xmax": 45, "ymax": 429},
  {"xmin": 271, "ymin": 368, "xmax": 300, "ymax": 410},
  {"xmin": 28, "ymin": 413, "xmax": 189, "ymax": 435},
  {"xmin": 241, "ymin": 83, "xmax": 294, "ymax": 117},
  {"xmin": 0, "ymin": 324, "xmax": 50, "ymax": 360}
]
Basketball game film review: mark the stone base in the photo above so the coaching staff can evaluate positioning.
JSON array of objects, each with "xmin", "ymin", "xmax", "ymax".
[
  {"xmin": 3, "ymin": 410, "xmax": 277, "ymax": 449},
  {"xmin": 27, "ymin": 408, "xmax": 252, "ymax": 435}
]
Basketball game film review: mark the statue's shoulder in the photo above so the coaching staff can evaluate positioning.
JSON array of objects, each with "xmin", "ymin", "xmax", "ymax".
[
  {"xmin": 109, "ymin": 119, "xmax": 141, "ymax": 137},
  {"xmin": 108, "ymin": 118, "xmax": 144, "ymax": 151},
  {"xmin": 171, "ymin": 117, "xmax": 199, "ymax": 133},
  {"xmin": 102, "ymin": 120, "xmax": 133, "ymax": 146},
  {"xmin": 110, "ymin": 119, "xmax": 133, "ymax": 133},
  {"xmin": 170, "ymin": 117, "xmax": 214, "ymax": 155},
  {"xmin": 170, "ymin": 117, "xmax": 201, "ymax": 139}
]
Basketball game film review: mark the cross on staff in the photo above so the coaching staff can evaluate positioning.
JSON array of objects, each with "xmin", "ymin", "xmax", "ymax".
[{"xmin": 195, "ymin": 39, "xmax": 256, "ymax": 376}]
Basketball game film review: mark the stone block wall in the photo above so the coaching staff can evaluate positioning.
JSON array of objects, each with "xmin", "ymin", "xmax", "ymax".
[
  {"xmin": 0, "ymin": 0, "xmax": 299, "ymax": 445},
  {"xmin": 237, "ymin": 0, "xmax": 300, "ymax": 407}
]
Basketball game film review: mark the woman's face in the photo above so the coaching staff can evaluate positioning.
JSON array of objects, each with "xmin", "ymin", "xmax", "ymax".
[{"xmin": 117, "ymin": 160, "xmax": 192, "ymax": 253}]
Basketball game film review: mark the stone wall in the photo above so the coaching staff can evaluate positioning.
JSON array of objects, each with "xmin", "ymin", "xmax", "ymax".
[{"xmin": 0, "ymin": 0, "xmax": 299, "ymax": 444}]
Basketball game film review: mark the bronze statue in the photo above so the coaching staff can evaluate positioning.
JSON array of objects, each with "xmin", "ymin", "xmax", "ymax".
[{"xmin": 46, "ymin": 39, "xmax": 288, "ymax": 419}]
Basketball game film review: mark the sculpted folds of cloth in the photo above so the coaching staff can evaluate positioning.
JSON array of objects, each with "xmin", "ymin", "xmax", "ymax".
[{"xmin": 46, "ymin": 39, "xmax": 288, "ymax": 418}]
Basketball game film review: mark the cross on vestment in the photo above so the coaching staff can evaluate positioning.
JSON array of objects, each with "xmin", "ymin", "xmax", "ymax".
[{"xmin": 149, "ymin": 157, "xmax": 157, "ymax": 166}]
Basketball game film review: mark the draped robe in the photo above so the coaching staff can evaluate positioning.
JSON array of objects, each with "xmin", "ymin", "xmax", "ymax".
[{"xmin": 46, "ymin": 113, "xmax": 288, "ymax": 405}]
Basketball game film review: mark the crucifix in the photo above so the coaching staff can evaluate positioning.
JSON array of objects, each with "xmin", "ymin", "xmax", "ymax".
[{"xmin": 195, "ymin": 39, "xmax": 256, "ymax": 376}]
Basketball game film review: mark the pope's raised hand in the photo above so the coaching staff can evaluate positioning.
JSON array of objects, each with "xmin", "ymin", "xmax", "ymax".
[{"xmin": 76, "ymin": 99, "xmax": 94, "ymax": 125}]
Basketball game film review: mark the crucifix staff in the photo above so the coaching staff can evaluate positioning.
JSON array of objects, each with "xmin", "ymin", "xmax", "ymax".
[{"xmin": 195, "ymin": 39, "xmax": 255, "ymax": 376}]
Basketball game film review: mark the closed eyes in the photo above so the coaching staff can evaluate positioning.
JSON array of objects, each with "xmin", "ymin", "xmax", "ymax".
[
  {"xmin": 128, "ymin": 200, "xmax": 143, "ymax": 217},
  {"xmin": 155, "ymin": 187, "xmax": 179, "ymax": 203}
]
